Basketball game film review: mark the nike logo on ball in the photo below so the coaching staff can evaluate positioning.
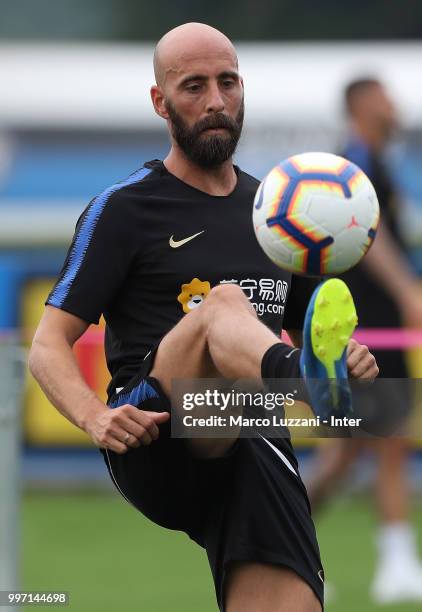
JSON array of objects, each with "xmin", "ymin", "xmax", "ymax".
[{"xmin": 169, "ymin": 231, "xmax": 204, "ymax": 248}]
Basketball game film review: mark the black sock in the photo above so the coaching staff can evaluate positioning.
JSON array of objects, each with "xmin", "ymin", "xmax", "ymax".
[{"xmin": 261, "ymin": 342, "xmax": 301, "ymax": 380}]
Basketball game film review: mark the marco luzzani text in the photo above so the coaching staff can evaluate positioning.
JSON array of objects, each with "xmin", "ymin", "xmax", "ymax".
[{"xmin": 181, "ymin": 389, "xmax": 362, "ymax": 428}]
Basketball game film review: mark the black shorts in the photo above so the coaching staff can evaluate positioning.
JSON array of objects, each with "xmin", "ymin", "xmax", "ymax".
[{"xmin": 100, "ymin": 347, "xmax": 324, "ymax": 610}]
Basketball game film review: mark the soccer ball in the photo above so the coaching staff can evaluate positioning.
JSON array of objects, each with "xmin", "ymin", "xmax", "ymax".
[{"xmin": 253, "ymin": 152, "xmax": 380, "ymax": 276}]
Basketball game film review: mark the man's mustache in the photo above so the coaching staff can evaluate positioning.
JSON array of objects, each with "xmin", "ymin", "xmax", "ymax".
[{"xmin": 195, "ymin": 114, "xmax": 238, "ymax": 134}]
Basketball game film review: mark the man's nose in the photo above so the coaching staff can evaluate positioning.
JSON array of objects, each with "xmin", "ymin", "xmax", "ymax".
[{"xmin": 205, "ymin": 83, "xmax": 225, "ymax": 113}]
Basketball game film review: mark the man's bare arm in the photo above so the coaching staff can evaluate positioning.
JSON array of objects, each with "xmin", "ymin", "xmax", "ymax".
[
  {"xmin": 29, "ymin": 306, "xmax": 169, "ymax": 454},
  {"xmin": 362, "ymin": 221, "xmax": 422, "ymax": 326},
  {"xmin": 29, "ymin": 306, "xmax": 105, "ymax": 430}
]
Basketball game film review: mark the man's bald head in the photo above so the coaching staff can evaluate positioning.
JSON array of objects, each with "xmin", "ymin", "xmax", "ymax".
[
  {"xmin": 150, "ymin": 23, "xmax": 244, "ymax": 168},
  {"xmin": 153, "ymin": 22, "xmax": 238, "ymax": 87}
]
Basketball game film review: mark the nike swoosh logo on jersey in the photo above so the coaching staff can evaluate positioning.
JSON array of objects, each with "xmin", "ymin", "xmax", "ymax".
[
  {"xmin": 258, "ymin": 434, "xmax": 298, "ymax": 477},
  {"xmin": 169, "ymin": 231, "xmax": 204, "ymax": 248}
]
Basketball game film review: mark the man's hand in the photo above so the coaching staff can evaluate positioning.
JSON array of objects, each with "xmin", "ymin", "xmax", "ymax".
[
  {"xmin": 346, "ymin": 338, "xmax": 379, "ymax": 380},
  {"xmin": 85, "ymin": 404, "xmax": 170, "ymax": 454}
]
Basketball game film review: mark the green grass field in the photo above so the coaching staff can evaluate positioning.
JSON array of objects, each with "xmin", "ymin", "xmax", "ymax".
[{"xmin": 23, "ymin": 491, "xmax": 422, "ymax": 611}]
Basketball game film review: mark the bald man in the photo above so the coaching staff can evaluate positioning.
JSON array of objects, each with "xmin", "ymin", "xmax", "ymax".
[{"xmin": 29, "ymin": 23, "xmax": 377, "ymax": 612}]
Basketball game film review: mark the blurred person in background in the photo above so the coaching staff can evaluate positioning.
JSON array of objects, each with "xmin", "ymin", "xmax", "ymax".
[{"xmin": 306, "ymin": 77, "xmax": 422, "ymax": 604}]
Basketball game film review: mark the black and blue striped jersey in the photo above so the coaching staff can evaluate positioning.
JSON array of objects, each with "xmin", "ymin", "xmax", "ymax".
[{"xmin": 46, "ymin": 160, "xmax": 315, "ymax": 390}]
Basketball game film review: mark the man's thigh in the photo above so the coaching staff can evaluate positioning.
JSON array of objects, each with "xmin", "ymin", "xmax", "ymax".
[
  {"xmin": 225, "ymin": 562, "xmax": 322, "ymax": 612},
  {"xmin": 149, "ymin": 303, "xmax": 218, "ymax": 396},
  {"xmin": 149, "ymin": 317, "xmax": 240, "ymax": 458}
]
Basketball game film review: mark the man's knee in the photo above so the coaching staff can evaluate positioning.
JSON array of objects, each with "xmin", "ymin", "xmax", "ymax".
[{"xmin": 204, "ymin": 283, "xmax": 256, "ymax": 315}]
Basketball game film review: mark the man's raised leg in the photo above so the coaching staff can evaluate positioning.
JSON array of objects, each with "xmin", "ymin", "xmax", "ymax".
[
  {"xmin": 148, "ymin": 284, "xmax": 323, "ymax": 611},
  {"xmin": 150, "ymin": 283, "xmax": 289, "ymax": 385},
  {"xmin": 149, "ymin": 283, "xmax": 299, "ymax": 457}
]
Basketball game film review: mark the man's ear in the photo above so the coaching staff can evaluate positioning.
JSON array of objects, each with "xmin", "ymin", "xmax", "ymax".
[{"xmin": 150, "ymin": 85, "xmax": 169, "ymax": 119}]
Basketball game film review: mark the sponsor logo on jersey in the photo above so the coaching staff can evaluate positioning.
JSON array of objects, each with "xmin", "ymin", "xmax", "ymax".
[
  {"xmin": 220, "ymin": 277, "xmax": 288, "ymax": 317},
  {"xmin": 177, "ymin": 277, "xmax": 288, "ymax": 317},
  {"xmin": 177, "ymin": 278, "xmax": 211, "ymax": 313}
]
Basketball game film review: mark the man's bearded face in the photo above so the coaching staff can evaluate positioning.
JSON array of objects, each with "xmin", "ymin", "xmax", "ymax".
[{"xmin": 166, "ymin": 97, "xmax": 244, "ymax": 168}]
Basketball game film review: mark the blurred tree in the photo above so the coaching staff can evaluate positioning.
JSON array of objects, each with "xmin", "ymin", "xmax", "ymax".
[{"xmin": 1, "ymin": 0, "xmax": 422, "ymax": 41}]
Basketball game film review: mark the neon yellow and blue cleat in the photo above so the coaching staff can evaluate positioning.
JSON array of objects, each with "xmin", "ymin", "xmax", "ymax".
[{"xmin": 300, "ymin": 278, "xmax": 358, "ymax": 419}]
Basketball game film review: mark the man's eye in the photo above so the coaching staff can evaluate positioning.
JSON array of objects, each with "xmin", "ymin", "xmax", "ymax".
[
  {"xmin": 222, "ymin": 80, "xmax": 235, "ymax": 88},
  {"xmin": 187, "ymin": 84, "xmax": 201, "ymax": 92}
]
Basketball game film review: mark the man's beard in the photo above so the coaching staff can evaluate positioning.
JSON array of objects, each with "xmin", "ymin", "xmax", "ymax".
[{"xmin": 166, "ymin": 98, "xmax": 244, "ymax": 169}]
